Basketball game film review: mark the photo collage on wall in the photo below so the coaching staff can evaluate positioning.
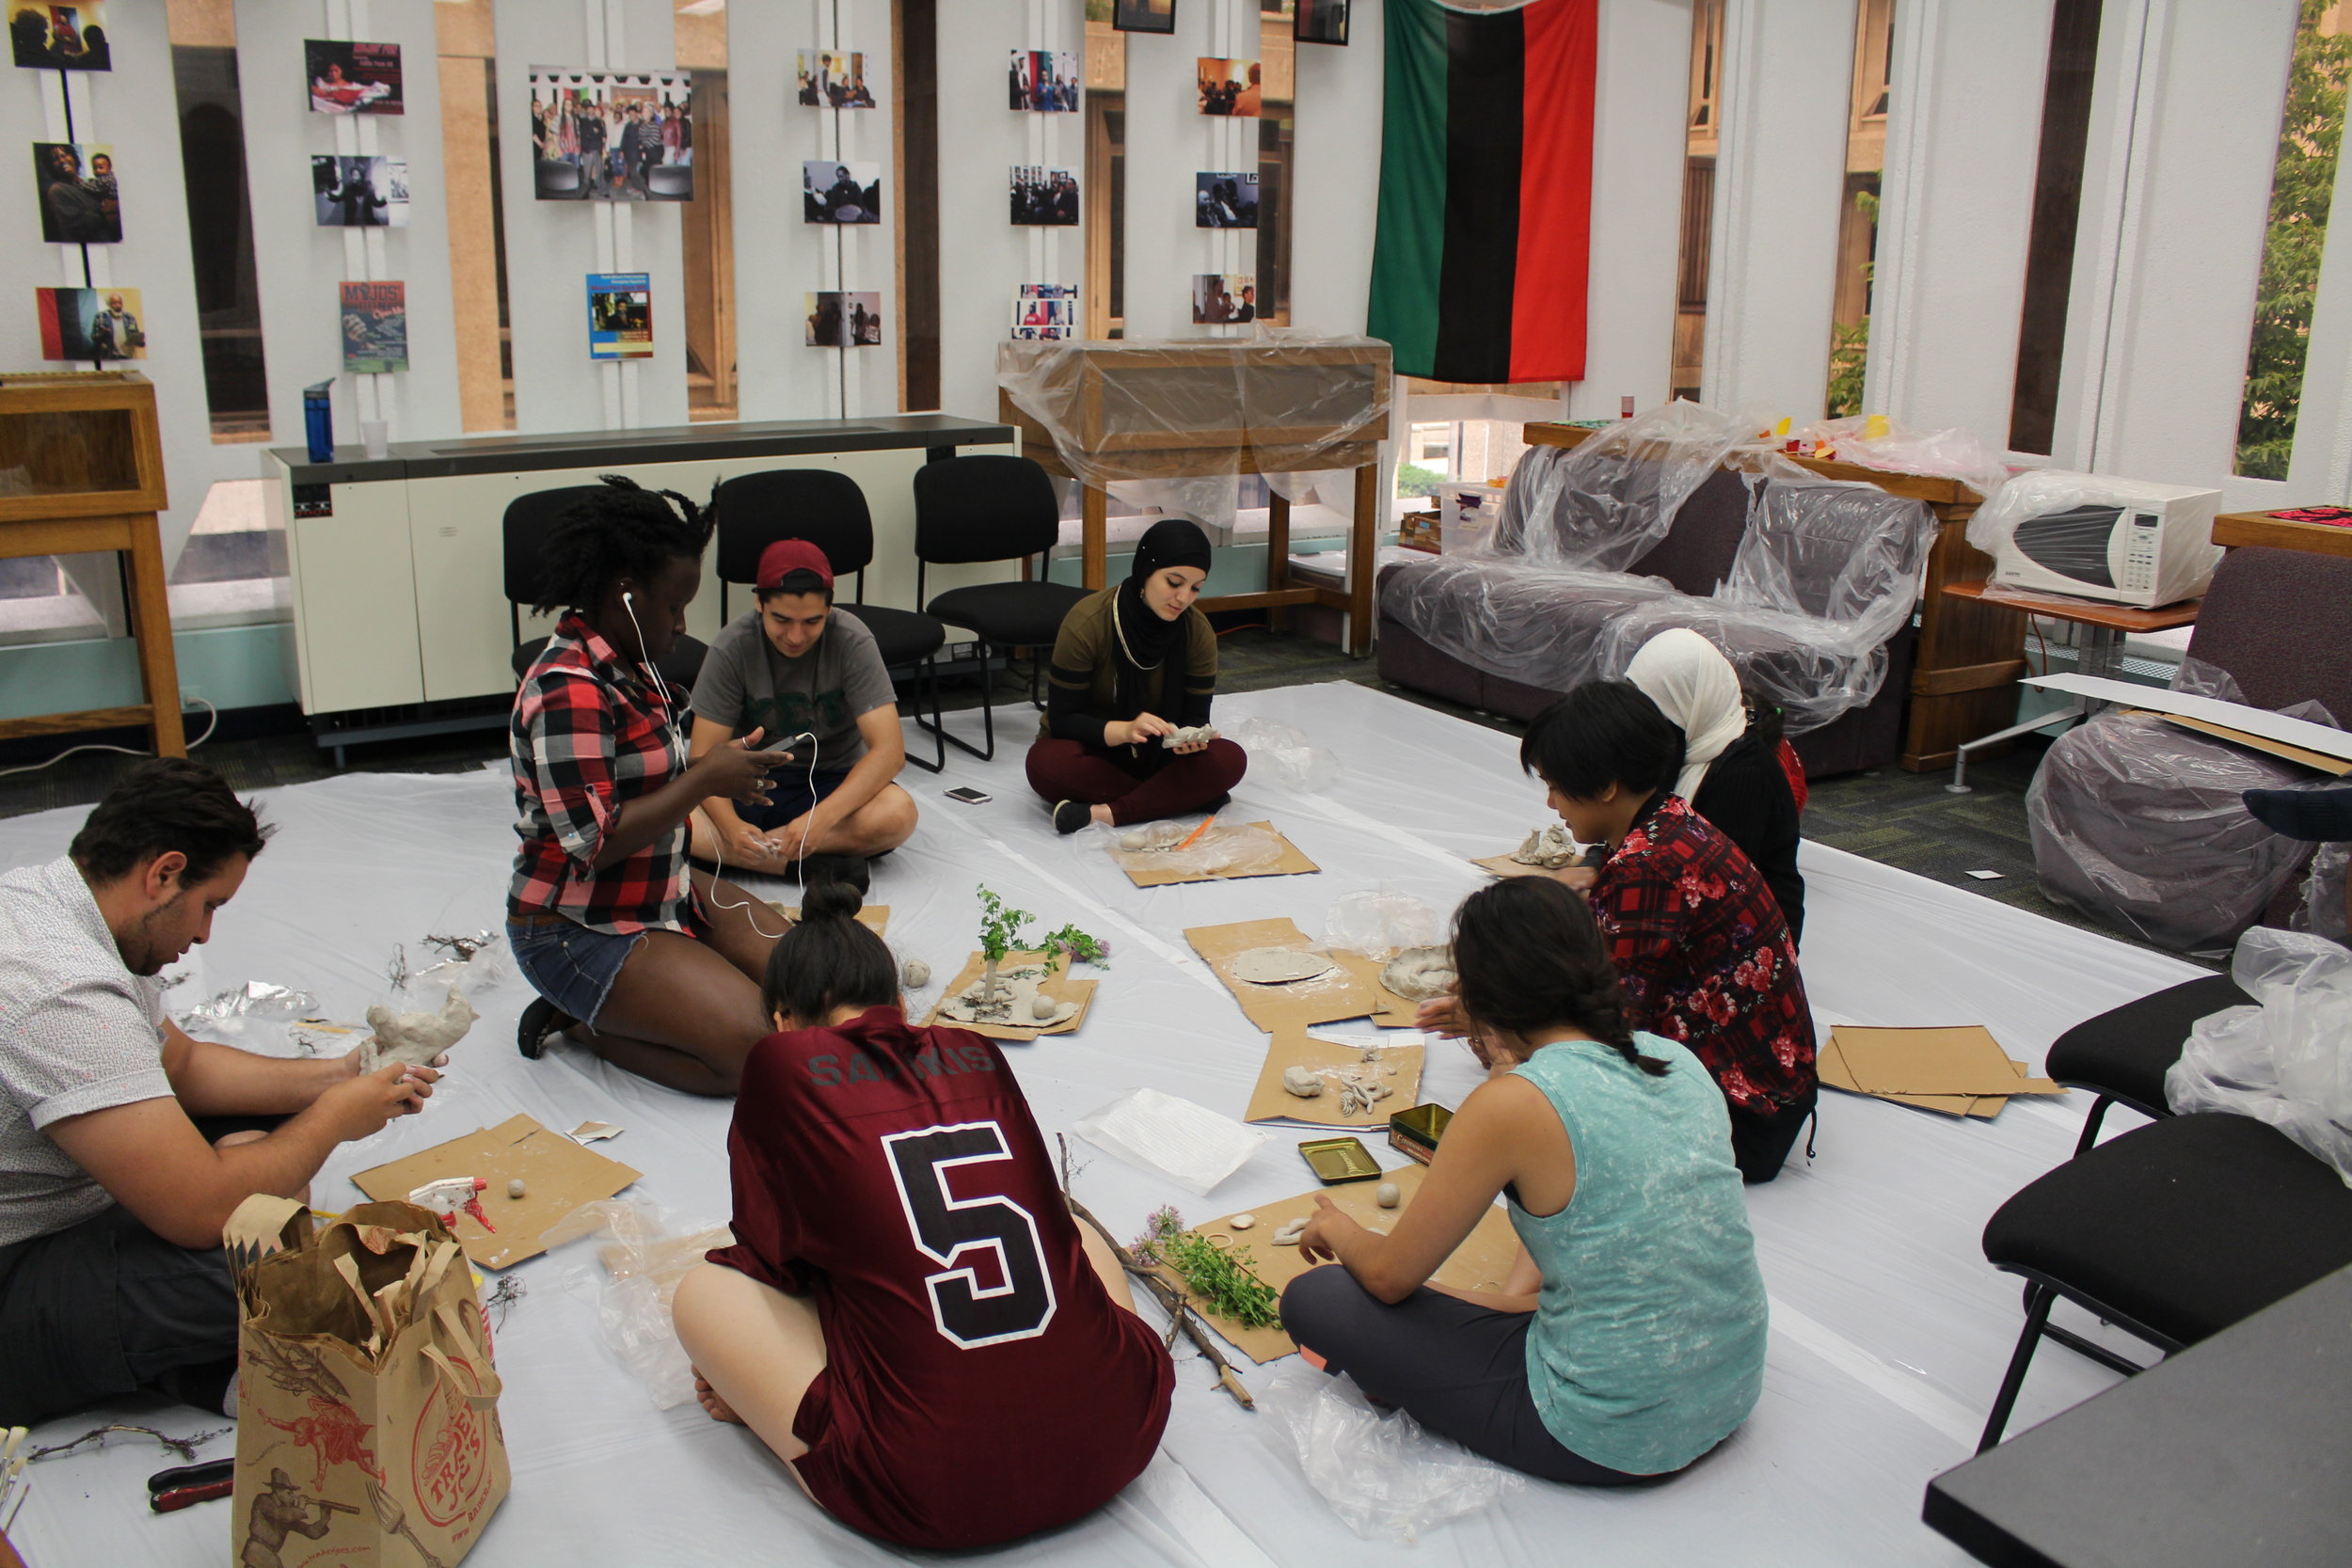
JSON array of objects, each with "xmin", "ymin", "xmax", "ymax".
[
  {"xmin": 587, "ymin": 274, "xmax": 654, "ymax": 360},
  {"xmin": 8, "ymin": 1, "xmax": 107, "ymax": 69},
  {"xmin": 32, "ymin": 141, "xmax": 118, "ymax": 243},
  {"xmin": 341, "ymin": 281, "xmax": 407, "ymax": 372},
  {"xmin": 306, "ymin": 38, "xmax": 402, "ymax": 114},
  {"xmin": 312, "ymin": 156, "xmax": 409, "ymax": 228},
  {"xmin": 1010, "ymin": 166, "xmax": 1077, "ymax": 228},
  {"xmin": 797, "ymin": 49, "xmax": 875, "ymax": 108},
  {"xmin": 803, "ymin": 160, "xmax": 882, "ymax": 224},
  {"xmin": 1011, "ymin": 283, "xmax": 1077, "ymax": 341},
  {"xmin": 806, "ymin": 292, "xmax": 882, "ymax": 348},
  {"xmin": 1009, "ymin": 49, "xmax": 1077, "ymax": 112},
  {"xmin": 529, "ymin": 68, "xmax": 696, "ymax": 201}
]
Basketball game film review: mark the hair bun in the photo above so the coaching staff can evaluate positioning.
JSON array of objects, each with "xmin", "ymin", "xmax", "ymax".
[{"xmin": 800, "ymin": 876, "xmax": 865, "ymax": 924}]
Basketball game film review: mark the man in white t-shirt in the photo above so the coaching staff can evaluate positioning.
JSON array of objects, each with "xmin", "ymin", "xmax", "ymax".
[{"xmin": 0, "ymin": 760, "xmax": 439, "ymax": 1426}]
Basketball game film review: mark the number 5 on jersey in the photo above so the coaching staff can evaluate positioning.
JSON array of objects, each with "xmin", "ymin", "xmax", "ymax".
[{"xmin": 882, "ymin": 1122, "xmax": 1059, "ymax": 1348}]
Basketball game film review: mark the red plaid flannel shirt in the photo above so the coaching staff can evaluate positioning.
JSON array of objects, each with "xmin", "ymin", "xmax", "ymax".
[
  {"xmin": 1591, "ymin": 794, "xmax": 1816, "ymax": 1115},
  {"xmin": 508, "ymin": 613, "xmax": 697, "ymax": 935}
]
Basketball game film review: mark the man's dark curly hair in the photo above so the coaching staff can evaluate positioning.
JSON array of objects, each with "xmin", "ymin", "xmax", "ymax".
[
  {"xmin": 530, "ymin": 473, "xmax": 715, "ymax": 617},
  {"xmin": 70, "ymin": 757, "xmax": 272, "ymax": 885}
]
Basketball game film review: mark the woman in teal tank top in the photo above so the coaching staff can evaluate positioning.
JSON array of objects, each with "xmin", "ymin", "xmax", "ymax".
[{"xmin": 1284, "ymin": 876, "xmax": 1769, "ymax": 1482}]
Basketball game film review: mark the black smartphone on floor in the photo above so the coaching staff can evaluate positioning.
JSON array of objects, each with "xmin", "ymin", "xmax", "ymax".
[{"xmin": 945, "ymin": 786, "xmax": 992, "ymax": 804}]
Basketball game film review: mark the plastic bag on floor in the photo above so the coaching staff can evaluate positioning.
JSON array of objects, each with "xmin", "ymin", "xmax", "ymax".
[
  {"xmin": 1227, "ymin": 717, "xmax": 1339, "ymax": 793},
  {"xmin": 2297, "ymin": 843, "xmax": 2351, "ymax": 943},
  {"xmin": 1323, "ymin": 889, "xmax": 1441, "ymax": 960},
  {"xmin": 1257, "ymin": 1360, "xmax": 1524, "ymax": 1543},
  {"xmin": 2166, "ymin": 927, "xmax": 2352, "ymax": 1186},
  {"xmin": 544, "ymin": 1198, "xmax": 734, "ymax": 1409},
  {"xmin": 1098, "ymin": 818, "xmax": 1288, "ymax": 879}
]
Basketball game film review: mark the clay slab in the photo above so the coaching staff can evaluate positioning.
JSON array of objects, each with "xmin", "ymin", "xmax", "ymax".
[
  {"xmin": 1244, "ymin": 1029, "xmax": 1426, "ymax": 1129},
  {"xmin": 919, "ymin": 949, "xmax": 1097, "ymax": 1041}
]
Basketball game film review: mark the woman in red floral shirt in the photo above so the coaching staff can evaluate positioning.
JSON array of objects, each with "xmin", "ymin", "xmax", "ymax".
[{"xmin": 1426, "ymin": 682, "xmax": 1818, "ymax": 1180}]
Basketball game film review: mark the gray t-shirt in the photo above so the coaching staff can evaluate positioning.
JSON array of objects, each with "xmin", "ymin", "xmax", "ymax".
[
  {"xmin": 689, "ymin": 608, "xmax": 898, "ymax": 770},
  {"xmin": 0, "ymin": 857, "xmax": 173, "ymax": 1248}
]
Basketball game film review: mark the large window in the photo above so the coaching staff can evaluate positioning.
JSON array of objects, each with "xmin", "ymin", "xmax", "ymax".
[
  {"xmin": 1672, "ymin": 0, "xmax": 1722, "ymax": 401},
  {"xmin": 2009, "ymin": 0, "xmax": 2104, "ymax": 455},
  {"xmin": 167, "ymin": 2, "xmax": 269, "ymax": 442},
  {"xmin": 1824, "ymin": 0, "xmax": 1894, "ymax": 419}
]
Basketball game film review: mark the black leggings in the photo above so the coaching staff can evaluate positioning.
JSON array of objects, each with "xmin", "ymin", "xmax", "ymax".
[
  {"xmin": 1726, "ymin": 1086, "xmax": 1817, "ymax": 1183},
  {"xmin": 1279, "ymin": 1266, "xmax": 1667, "ymax": 1486}
]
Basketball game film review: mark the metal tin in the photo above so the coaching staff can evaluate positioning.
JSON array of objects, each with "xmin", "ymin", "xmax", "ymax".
[
  {"xmin": 1387, "ymin": 1101, "xmax": 1454, "ymax": 1166},
  {"xmin": 1297, "ymin": 1135, "xmax": 1381, "ymax": 1184}
]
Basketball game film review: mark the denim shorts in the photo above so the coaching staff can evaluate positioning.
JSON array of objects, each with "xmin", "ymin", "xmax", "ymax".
[{"xmin": 509, "ymin": 913, "xmax": 644, "ymax": 1029}]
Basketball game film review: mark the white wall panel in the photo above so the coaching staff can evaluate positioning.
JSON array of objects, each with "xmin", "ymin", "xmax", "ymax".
[{"xmin": 1286, "ymin": 0, "xmax": 1383, "ymax": 337}]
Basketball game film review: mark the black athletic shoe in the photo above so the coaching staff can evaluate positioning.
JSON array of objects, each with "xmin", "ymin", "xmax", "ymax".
[
  {"xmin": 516, "ymin": 995, "xmax": 571, "ymax": 1060},
  {"xmin": 2244, "ymin": 782, "xmax": 2352, "ymax": 842},
  {"xmin": 1052, "ymin": 800, "xmax": 1092, "ymax": 834},
  {"xmin": 799, "ymin": 852, "xmax": 871, "ymax": 898},
  {"xmin": 1202, "ymin": 792, "xmax": 1232, "ymax": 816}
]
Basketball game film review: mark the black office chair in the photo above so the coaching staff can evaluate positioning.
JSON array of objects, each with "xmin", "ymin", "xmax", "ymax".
[
  {"xmin": 504, "ymin": 485, "xmax": 708, "ymax": 692},
  {"xmin": 533, "ymin": 160, "xmax": 584, "ymax": 199},
  {"xmin": 2045, "ymin": 974, "xmax": 2254, "ymax": 1155},
  {"xmin": 912, "ymin": 454, "xmax": 1089, "ymax": 761},
  {"xmin": 710, "ymin": 468, "xmax": 947, "ymax": 772},
  {"xmin": 1975, "ymin": 1111, "xmax": 2352, "ymax": 1451}
]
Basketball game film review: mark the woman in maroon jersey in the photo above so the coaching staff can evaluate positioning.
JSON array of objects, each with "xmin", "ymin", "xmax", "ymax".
[{"xmin": 672, "ymin": 879, "xmax": 1173, "ymax": 1550}]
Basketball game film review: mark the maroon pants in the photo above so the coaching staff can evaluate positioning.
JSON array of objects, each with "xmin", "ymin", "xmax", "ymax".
[{"xmin": 1025, "ymin": 737, "xmax": 1248, "ymax": 827}]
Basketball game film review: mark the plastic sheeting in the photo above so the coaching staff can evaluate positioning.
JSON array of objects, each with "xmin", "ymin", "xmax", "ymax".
[
  {"xmin": 2026, "ymin": 662, "xmax": 2333, "ymax": 956},
  {"xmin": 1480, "ymin": 401, "xmax": 1754, "ymax": 570},
  {"xmin": 1791, "ymin": 415, "xmax": 2013, "ymax": 501},
  {"xmin": 1966, "ymin": 468, "xmax": 2223, "ymax": 609},
  {"xmin": 2, "ymin": 682, "xmax": 2213, "ymax": 1568},
  {"xmin": 1386, "ymin": 451, "xmax": 1937, "ymax": 733},
  {"xmin": 2167, "ymin": 927, "xmax": 2352, "ymax": 1185},
  {"xmin": 996, "ymin": 332, "xmax": 1391, "ymax": 535}
]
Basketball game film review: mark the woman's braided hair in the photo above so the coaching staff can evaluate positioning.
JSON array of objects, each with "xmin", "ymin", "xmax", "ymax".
[
  {"xmin": 1452, "ymin": 876, "xmax": 1670, "ymax": 1077},
  {"xmin": 530, "ymin": 473, "xmax": 715, "ymax": 617}
]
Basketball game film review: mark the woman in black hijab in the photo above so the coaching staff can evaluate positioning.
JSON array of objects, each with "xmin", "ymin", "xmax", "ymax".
[{"xmin": 1026, "ymin": 518, "xmax": 1248, "ymax": 832}]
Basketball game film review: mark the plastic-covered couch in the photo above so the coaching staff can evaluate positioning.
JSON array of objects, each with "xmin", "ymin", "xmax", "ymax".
[
  {"xmin": 1376, "ymin": 413, "xmax": 1937, "ymax": 778},
  {"xmin": 2026, "ymin": 546, "xmax": 2352, "ymax": 956}
]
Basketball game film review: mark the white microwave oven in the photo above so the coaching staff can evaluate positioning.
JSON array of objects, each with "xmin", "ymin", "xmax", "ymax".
[{"xmin": 1983, "ymin": 472, "xmax": 2222, "ymax": 609}]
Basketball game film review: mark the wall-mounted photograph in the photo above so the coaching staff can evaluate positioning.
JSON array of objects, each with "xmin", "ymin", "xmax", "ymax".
[
  {"xmin": 310, "ymin": 155, "xmax": 409, "ymax": 228},
  {"xmin": 35, "ymin": 285, "xmax": 140, "ymax": 360},
  {"xmin": 1196, "ymin": 57, "xmax": 1260, "ymax": 117},
  {"xmin": 587, "ymin": 273, "xmax": 654, "ymax": 360},
  {"xmin": 8, "ymin": 2, "xmax": 108, "ymax": 70},
  {"xmin": 32, "ymin": 141, "xmax": 119, "ymax": 244},
  {"xmin": 341, "ymin": 280, "xmax": 406, "ymax": 372},
  {"xmin": 1190, "ymin": 273, "xmax": 1256, "ymax": 325},
  {"xmin": 798, "ymin": 49, "xmax": 875, "ymax": 108},
  {"xmin": 529, "ymin": 68, "xmax": 695, "ymax": 201},
  {"xmin": 1010, "ymin": 166, "xmax": 1078, "ymax": 227},
  {"xmin": 1195, "ymin": 171, "xmax": 1258, "ymax": 230},
  {"xmin": 1112, "ymin": 0, "xmax": 1175, "ymax": 36},
  {"xmin": 1009, "ymin": 49, "xmax": 1078, "ymax": 112},
  {"xmin": 806, "ymin": 292, "xmax": 882, "ymax": 348},
  {"xmin": 306, "ymin": 39, "xmax": 402, "ymax": 114},
  {"xmin": 1295, "ymin": 0, "xmax": 1350, "ymax": 46},
  {"xmin": 803, "ymin": 159, "xmax": 882, "ymax": 223},
  {"xmin": 1013, "ymin": 283, "xmax": 1077, "ymax": 340}
]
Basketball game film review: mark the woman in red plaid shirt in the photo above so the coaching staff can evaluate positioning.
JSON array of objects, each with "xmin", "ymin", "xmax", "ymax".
[
  {"xmin": 508, "ymin": 478, "xmax": 793, "ymax": 1094},
  {"xmin": 1423, "ymin": 682, "xmax": 1819, "ymax": 1180}
]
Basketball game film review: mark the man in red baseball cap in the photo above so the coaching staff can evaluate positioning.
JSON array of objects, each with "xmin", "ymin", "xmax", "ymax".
[{"xmin": 683, "ymin": 538, "xmax": 915, "ymax": 882}]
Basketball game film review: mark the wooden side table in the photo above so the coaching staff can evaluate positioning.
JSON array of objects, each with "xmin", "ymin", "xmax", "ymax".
[
  {"xmin": 1936, "ymin": 580, "xmax": 2199, "ymax": 792},
  {"xmin": 2212, "ymin": 507, "xmax": 2352, "ymax": 559},
  {"xmin": 0, "ymin": 371, "xmax": 183, "ymax": 756}
]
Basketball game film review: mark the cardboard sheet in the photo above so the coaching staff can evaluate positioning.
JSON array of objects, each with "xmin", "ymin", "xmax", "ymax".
[
  {"xmin": 2026, "ymin": 673, "xmax": 2352, "ymax": 762},
  {"xmin": 1242, "ymin": 1030, "xmax": 1426, "ymax": 1128},
  {"xmin": 768, "ymin": 900, "xmax": 891, "ymax": 933},
  {"xmin": 1820, "ymin": 1025, "xmax": 2067, "ymax": 1118},
  {"xmin": 1184, "ymin": 918, "xmax": 1388, "ymax": 1033},
  {"xmin": 1153, "ymin": 1161, "xmax": 1522, "ymax": 1364},
  {"xmin": 1116, "ymin": 820, "xmax": 1320, "ymax": 888},
  {"xmin": 1471, "ymin": 852, "xmax": 1553, "ymax": 879},
  {"xmin": 918, "ymin": 948, "xmax": 1097, "ymax": 1040},
  {"xmin": 2141, "ymin": 714, "xmax": 2352, "ymax": 776},
  {"xmin": 352, "ymin": 1114, "xmax": 642, "ymax": 1270}
]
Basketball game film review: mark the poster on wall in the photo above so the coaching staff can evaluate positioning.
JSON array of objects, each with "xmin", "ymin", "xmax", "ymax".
[
  {"xmin": 32, "ymin": 142, "xmax": 119, "ymax": 243},
  {"xmin": 311, "ymin": 156, "xmax": 409, "ymax": 228},
  {"xmin": 797, "ymin": 49, "xmax": 875, "ymax": 107},
  {"xmin": 8, "ymin": 3, "xmax": 108, "ymax": 70},
  {"xmin": 1009, "ymin": 166, "xmax": 1077, "ymax": 227},
  {"xmin": 306, "ymin": 39, "xmax": 403, "ymax": 113},
  {"xmin": 35, "ymin": 285, "xmax": 140, "ymax": 359},
  {"xmin": 1011, "ymin": 283, "xmax": 1077, "ymax": 341},
  {"xmin": 529, "ymin": 68, "xmax": 695, "ymax": 201},
  {"xmin": 341, "ymin": 280, "xmax": 407, "ymax": 372},
  {"xmin": 586, "ymin": 273, "xmax": 654, "ymax": 360},
  {"xmin": 1195, "ymin": 171, "xmax": 1258, "ymax": 229},
  {"xmin": 1112, "ymin": 0, "xmax": 1175, "ymax": 36},
  {"xmin": 1196, "ymin": 57, "xmax": 1260, "ymax": 117},
  {"xmin": 803, "ymin": 160, "xmax": 881, "ymax": 223},
  {"xmin": 1295, "ymin": 0, "xmax": 1350, "ymax": 45},
  {"xmin": 1009, "ymin": 49, "xmax": 1077, "ymax": 112},
  {"xmin": 805, "ymin": 292, "xmax": 882, "ymax": 348},
  {"xmin": 1191, "ymin": 273, "xmax": 1256, "ymax": 325}
]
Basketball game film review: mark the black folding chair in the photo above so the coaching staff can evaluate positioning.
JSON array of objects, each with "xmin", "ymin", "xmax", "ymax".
[
  {"xmin": 911, "ymin": 454, "xmax": 1089, "ymax": 762},
  {"xmin": 2045, "ymin": 974, "xmax": 2253, "ymax": 1155},
  {"xmin": 710, "ymin": 468, "xmax": 947, "ymax": 771}
]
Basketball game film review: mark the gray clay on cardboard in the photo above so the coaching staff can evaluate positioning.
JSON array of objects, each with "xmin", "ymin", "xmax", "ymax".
[
  {"xmin": 940, "ymin": 968, "xmax": 1079, "ymax": 1030},
  {"xmin": 1229, "ymin": 1212, "xmax": 1256, "ymax": 1230},
  {"xmin": 1272, "ymin": 1217, "xmax": 1310, "ymax": 1245},
  {"xmin": 1379, "ymin": 945, "xmax": 1458, "ymax": 1003},
  {"xmin": 1509, "ymin": 825, "xmax": 1580, "ymax": 870},
  {"xmin": 360, "ymin": 986, "xmax": 478, "ymax": 1072},
  {"xmin": 1280, "ymin": 1065, "xmax": 1325, "ymax": 1098},
  {"xmin": 902, "ymin": 958, "xmax": 931, "ymax": 990},
  {"xmin": 1117, "ymin": 821, "xmax": 1188, "ymax": 854},
  {"xmin": 1375, "ymin": 1182, "xmax": 1400, "ymax": 1209},
  {"xmin": 1230, "ymin": 947, "xmax": 1335, "ymax": 986},
  {"xmin": 507, "ymin": 1179, "xmax": 527, "ymax": 1199}
]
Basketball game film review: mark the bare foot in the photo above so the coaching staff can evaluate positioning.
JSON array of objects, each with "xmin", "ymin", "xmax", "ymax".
[
  {"xmin": 1089, "ymin": 803, "xmax": 1114, "ymax": 827},
  {"xmin": 692, "ymin": 1369, "xmax": 743, "ymax": 1426}
]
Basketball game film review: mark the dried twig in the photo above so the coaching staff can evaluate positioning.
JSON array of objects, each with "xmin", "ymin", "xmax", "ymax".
[
  {"xmin": 25, "ymin": 1423, "xmax": 230, "ymax": 1465},
  {"xmin": 1057, "ymin": 1135, "xmax": 1255, "ymax": 1412}
]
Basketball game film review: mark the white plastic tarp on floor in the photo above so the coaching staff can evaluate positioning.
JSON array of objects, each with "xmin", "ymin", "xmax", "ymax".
[{"xmin": 0, "ymin": 683, "xmax": 2204, "ymax": 1567}]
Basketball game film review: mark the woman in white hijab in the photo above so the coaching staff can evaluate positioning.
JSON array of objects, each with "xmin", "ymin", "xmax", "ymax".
[{"xmin": 1625, "ymin": 629, "xmax": 1804, "ymax": 942}]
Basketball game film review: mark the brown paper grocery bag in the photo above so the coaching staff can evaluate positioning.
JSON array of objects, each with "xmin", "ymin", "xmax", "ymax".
[{"xmin": 227, "ymin": 1196, "xmax": 511, "ymax": 1567}]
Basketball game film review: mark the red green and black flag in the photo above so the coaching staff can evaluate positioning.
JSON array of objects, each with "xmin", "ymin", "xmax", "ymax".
[{"xmin": 1367, "ymin": 0, "xmax": 1597, "ymax": 384}]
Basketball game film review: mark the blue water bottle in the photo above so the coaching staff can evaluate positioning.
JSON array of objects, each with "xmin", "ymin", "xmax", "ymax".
[{"xmin": 303, "ymin": 380, "xmax": 335, "ymax": 463}]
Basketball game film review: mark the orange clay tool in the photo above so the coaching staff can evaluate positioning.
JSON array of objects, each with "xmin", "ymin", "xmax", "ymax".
[{"xmin": 1175, "ymin": 816, "xmax": 1217, "ymax": 851}]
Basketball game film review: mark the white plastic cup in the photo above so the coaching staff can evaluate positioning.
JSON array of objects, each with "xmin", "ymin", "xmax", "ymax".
[{"xmin": 360, "ymin": 420, "xmax": 389, "ymax": 459}]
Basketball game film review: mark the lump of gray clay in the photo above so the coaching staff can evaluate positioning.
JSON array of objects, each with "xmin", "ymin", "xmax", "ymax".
[
  {"xmin": 1119, "ymin": 829, "xmax": 1149, "ymax": 851},
  {"xmin": 507, "ymin": 1179, "xmax": 527, "ymax": 1199},
  {"xmin": 1281, "ymin": 1066, "xmax": 1324, "ymax": 1098},
  {"xmin": 1159, "ymin": 724, "xmax": 1219, "ymax": 750},
  {"xmin": 1272, "ymin": 1217, "xmax": 1310, "ymax": 1245},
  {"xmin": 360, "ymin": 986, "xmax": 477, "ymax": 1072},
  {"xmin": 1230, "ymin": 947, "xmax": 1335, "ymax": 986},
  {"xmin": 1375, "ymin": 1182, "xmax": 1400, "ymax": 1209},
  {"xmin": 1379, "ymin": 945, "xmax": 1458, "ymax": 1003},
  {"xmin": 1229, "ymin": 1213, "xmax": 1256, "ymax": 1231},
  {"xmin": 1031, "ymin": 991, "xmax": 1059, "ymax": 1022},
  {"xmin": 902, "ymin": 958, "xmax": 930, "ymax": 990}
]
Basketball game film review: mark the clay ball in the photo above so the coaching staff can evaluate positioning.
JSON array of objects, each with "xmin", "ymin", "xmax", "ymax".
[
  {"xmin": 1229, "ymin": 1213, "xmax": 1256, "ymax": 1231},
  {"xmin": 1120, "ymin": 830, "xmax": 1150, "ymax": 851},
  {"xmin": 1031, "ymin": 992, "xmax": 1058, "ymax": 1022},
  {"xmin": 1281, "ymin": 1066, "xmax": 1324, "ymax": 1098},
  {"xmin": 1375, "ymin": 1182, "xmax": 1400, "ymax": 1209},
  {"xmin": 902, "ymin": 958, "xmax": 930, "ymax": 990},
  {"xmin": 507, "ymin": 1179, "xmax": 526, "ymax": 1200}
]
